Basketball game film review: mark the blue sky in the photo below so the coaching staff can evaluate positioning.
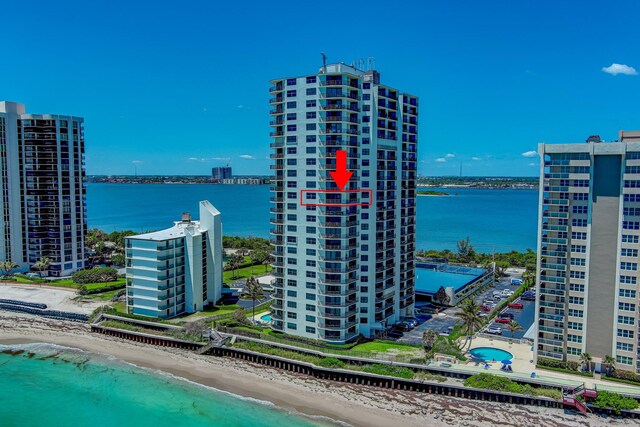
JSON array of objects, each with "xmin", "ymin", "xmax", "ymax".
[{"xmin": 2, "ymin": 0, "xmax": 639, "ymax": 176}]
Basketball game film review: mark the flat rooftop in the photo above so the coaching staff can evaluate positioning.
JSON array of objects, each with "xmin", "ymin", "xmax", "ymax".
[{"xmin": 129, "ymin": 220, "xmax": 202, "ymax": 241}]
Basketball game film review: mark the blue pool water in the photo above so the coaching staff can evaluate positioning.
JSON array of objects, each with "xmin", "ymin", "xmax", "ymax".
[
  {"xmin": 469, "ymin": 347, "xmax": 514, "ymax": 361},
  {"xmin": 261, "ymin": 314, "xmax": 272, "ymax": 322}
]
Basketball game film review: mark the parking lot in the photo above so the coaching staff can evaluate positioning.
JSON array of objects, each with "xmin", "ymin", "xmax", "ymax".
[{"xmin": 397, "ymin": 268, "xmax": 528, "ymax": 345}]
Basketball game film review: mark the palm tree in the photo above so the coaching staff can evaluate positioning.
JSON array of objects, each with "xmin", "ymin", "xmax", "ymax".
[
  {"xmin": 0, "ymin": 261, "xmax": 19, "ymax": 279},
  {"xmin": 580, "ymin": 352, "xmax": 593, "ymax": 373},
  {"xmin": 33, "ymin": 257, "xmax": 51, "ymax": 278},
  {"xmin": 243, "ymin": 276, "xmax": 265, "ymax": 322},
  {"xmin": 454, "ymin": 298, "xmax": 483, "ymax": 351},
  {"xmin": 603, "ymin": 355, "xmax": 616, "ymax": 376},
  {"xmin": 506, "ymin": 320, "xmax": 524, "ymax": 341}
]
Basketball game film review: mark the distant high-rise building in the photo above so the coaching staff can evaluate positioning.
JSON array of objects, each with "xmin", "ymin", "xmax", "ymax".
[
  {"xmin": 269, "ymin": 63, "xmax": 418, "ymax": 343},
  {"xmin": 211, "ymin": 166, "xmax": 232, "ymax": 182},
  {"xmin": 0, "ymin": 101, "xmax": 86, "ymax": 276},
  {"xmin": 125, "ymin": 201, "xmax": 223, "ymax": 318},
  {"xmin": 535, "ymin": 132, "xmax": 640, "ymax": 373}
]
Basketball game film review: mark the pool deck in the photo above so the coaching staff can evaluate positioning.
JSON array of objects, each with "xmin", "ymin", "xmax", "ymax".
[{"xmin": 453, "ymin": 337, "xmax": 640, "ymax": 396}]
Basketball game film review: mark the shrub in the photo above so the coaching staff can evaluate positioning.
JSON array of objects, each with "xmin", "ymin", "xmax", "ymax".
[
  {"xmin": 78, "ymin": 285, "xmax": 88, "ymax": 295},
  {"xmin": 72, "ymin": 267, "xmax": 118, "ymax": 284},
  {"xmin": 232, "ymin": 309, "xmax": 251, "ymax": 326},
  {"xmin": 607, "ymin": 369, "xmax": 640, "ymax": 384},
  {"xmin": 361, "ymin": 364, "xmax": 414, "ymax": 379},
  {"xmin": 592, "ymin": 391, "xmax": 639, "ymax": 414},
  {"xmin": 464, "ymin": 373, "xmax": 561, "ymax": 399},
  {"xmin": 413, "ymin": 372, "xmax": 447, "ymax": 383},
  {"xmin": 318, "ymin": 357, "xmax": 345, "ymax": 369},
  {"xmin": 537, "ymin": 357, "xmax": 580, "ymax": 371}
]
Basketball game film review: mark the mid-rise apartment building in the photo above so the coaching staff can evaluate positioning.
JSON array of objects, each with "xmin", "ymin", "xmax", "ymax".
[
  {"xmin": 535, "ymin": 132, "xmax": 640, "ymax": 373},
  {"xmin": 211, "ymin": 166, "xmax": 232, "ymax": 182},
  {"xmin": 125, "ymin": 201, "xmax": 223, "ymax": 318},
  {"xmin": 269, "ymin": 63, "xmax": 418, "ymax": 343},
  {"xmin": 0, "ymin": 101, "xmax": 86, "ymax": 276}
]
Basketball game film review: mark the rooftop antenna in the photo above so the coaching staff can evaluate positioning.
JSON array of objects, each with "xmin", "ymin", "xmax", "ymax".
[
  {"xmin": 321, "ymin": 52, "xmax": 327, "ymax": 72},
  {"xmin": 459, "ymin": 162, "xmax": 462, "ymax": 177},
  {"xmin": 368, "ymin": 57, "xmax": 376, "ymax": 71},
  {"xmin": 358, "ymin": 58, "xmax": 365, "ymax": 71}
]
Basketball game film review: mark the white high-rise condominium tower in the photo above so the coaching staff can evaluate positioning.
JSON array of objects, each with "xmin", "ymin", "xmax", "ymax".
[
  {"xmin": 535, "ymin": 131, "xmax": 640, "ymax": 374},
  {"xmin": 269, "ymin": 63, "xmax": 418, "ymax": 343},
  {"xmin": 0, "ymin": 101, "xmax": 86, "ymax": 276}
]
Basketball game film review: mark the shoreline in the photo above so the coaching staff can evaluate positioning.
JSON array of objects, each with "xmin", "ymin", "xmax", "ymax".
[{"xmin": 0, "ymin": 314, "xmax": 631, "ymax": 427}]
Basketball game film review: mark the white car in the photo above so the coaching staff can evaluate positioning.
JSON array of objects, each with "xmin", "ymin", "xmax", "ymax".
[
  {"xmin": 486, "ymin": 326, "xmax": 502, "ymax": 335},
  {"xmin": 501, "ymin": 290, "xmax": 514, "ymax": 296}
]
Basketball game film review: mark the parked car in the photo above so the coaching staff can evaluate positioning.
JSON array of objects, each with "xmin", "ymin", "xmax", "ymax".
[
  {"xmin": 493, "ymin": 295, "xmax": 503, "ymax": 301},
  {"xmin": 508, "ymin": 302, "xmax": 524, "ymax": 309},
  {"xmin": 501, "ymin": 289, "xmax": 514, "ymax": 296},
  {"xmin": 511, "ymin": 278, "xmax": 524, "ymax": 285},
  {"xmin": 521, "ymin": 293, "xmax": 536, "ymax": 301},
  {"xmin": 387, "ymin": 330, "xmax": 403, "ymax": 338},
  {"xmin": 404, "ymin": 318, "xmax": 419, "ymax": 327},
  {"xmin": 495, "ymin": 317, "xmax": 512, "ymax": 324},
  {"xmin": 481, "ymin": 305, "xmax": 492, "ymax": 311},
  {"xmin": 486, "ymin": 326, "xmax": 502, "ymax": 335},
  {"xmin": 500, "ymin": 312, "xmax": 515, "ymax": 319},
  {"xmin": 479, "ymin": 312, "xmax": 489, "ymax": 317}
]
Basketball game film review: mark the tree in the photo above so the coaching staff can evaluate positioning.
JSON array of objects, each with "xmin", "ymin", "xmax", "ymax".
[
  {"xmin": 252, "ymin": 249, "xmax": 269, "ymax": 273},
  {"xmin": 422, "ymin": 329, "xmax": 439, "ymax": 352},
  {"xmin": 580, "ymin": 352, "xmax": 593, "ymax": 373},
  {"xmin": 32, "ymin": 257, "xmax": 51, "ymax": 278},
  {"xmin": 434, "ymin": 286, "xmax": 451, "ymax": 306},
  {"xmin": 456, "ymin": 237, "xmax": 476, "ymax": 263},
  {"xmin": 243, "ymin": 276, "xmax": 265, "ymax": 322},
  {"xmin": 506, "ymin": 320, "xmax": 524, "ymax": 340},
  {"xmin": 228, "ymin": 253, "xmax": 245, "ymax": 279},
  {"xmin": 0, "ymin": 261, "xmax": 19, "ymax": 278},
  {"xmin": 454, "ymin": 298, "xmax": 483, "ymax": 351},
  {"xmin": 603, "ymin": 355, "xmax": 616, "ymax": 376},
  {"xmin": 111, "ymin": 254, "xmax": 125, "ymax": 267},
  {"xmin": 232, "ymin": 308, "xmax": 250, "ymax": 326}
]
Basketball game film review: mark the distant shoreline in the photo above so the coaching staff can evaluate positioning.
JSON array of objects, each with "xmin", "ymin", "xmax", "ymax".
[{"xmin": 417, "ymin": 190, "xmax": 450, "ymax": 196}]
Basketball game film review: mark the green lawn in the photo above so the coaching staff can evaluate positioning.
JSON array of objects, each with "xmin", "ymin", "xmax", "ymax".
[
  {"xmin": 223, "ymin": 263, "xmax": 270, "ymax": 284},
  {"xmin": 350, "ymin": 340, "xmax": 423, "ymax": 353},
  {"xmin": 77, "ymin": 289, "xmax": 120, "ymax": 301},
  {"xmin": 6, "ymin": 276, "xmax": 126, "ymax": 291},
  {"xmin": 176, "ymin": 304, "xmax": 243, "ymax": 321}
]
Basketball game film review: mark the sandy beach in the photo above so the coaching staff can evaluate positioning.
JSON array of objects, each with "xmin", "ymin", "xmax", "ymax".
[{"xmin": 0, "ymin": 314, "xmax": 634, "ymax": 427}]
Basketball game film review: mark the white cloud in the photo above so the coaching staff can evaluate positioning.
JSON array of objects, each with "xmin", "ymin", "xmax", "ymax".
[
  {"xmin": 522, "ymin": 150, "xmax": 537, "ymax": 157},
  {"xmin": 602, "ymin": 63, "xmax": 638, "ymax": 76},
  {"xmin": 471, "ymin": 156, "xmax": 481, "ymax": 161},
  {"xmin": 239, "ymin": 154, "xmax": 255, "ymax": 160},
  {"xmin": 528, "ymin": 162, "xmax": 537, "ymax": 167},
  {"xmin": 435, "ymin": 158, "xmax": 446, "ymax": 163},
  {"xmin": 131, "ymin": 160, "xmax": 142, "ymax": 164},
  {"xmin": 445, "ymin": 153, "xmax": 455, "ymax": 158},
  {"xmin": 237, "ymin": 104, "xmax": 244, "ymax": 109},
  {"xmin": 187, "ymin": 156, "xmax": 231, "ymax": 162}
]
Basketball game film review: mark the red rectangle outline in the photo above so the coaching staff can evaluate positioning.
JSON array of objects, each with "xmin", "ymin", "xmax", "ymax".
[{"xmin": 300, "ymin": 189, "xmax": 372, "ymax": 207}]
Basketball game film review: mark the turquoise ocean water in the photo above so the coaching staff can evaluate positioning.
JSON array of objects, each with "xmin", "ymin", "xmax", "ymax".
[
  {"xmin": 0, "ymin": 343, "xmax": 332, "ymax": 427},
  {"xmin": 86, "ymin": 183, "xmax": 538, "ymax": 251}
]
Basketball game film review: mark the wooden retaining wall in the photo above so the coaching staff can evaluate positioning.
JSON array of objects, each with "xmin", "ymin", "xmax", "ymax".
[{"xmin": 91, "ymin": 325, "xmax": 203, "ymax": 351}]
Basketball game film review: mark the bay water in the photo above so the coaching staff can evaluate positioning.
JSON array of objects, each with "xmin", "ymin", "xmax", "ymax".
[{"xmin": 86, "ymin": 183, "xmax": 538, "ymax": 252}]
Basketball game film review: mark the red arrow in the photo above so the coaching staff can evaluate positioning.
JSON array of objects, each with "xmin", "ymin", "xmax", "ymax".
[{"xmin": 330, "ymin": 150, "xmax": 353, "ymax": 191}]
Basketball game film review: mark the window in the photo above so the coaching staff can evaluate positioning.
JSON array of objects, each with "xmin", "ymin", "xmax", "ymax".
[
  {"xmin": 571, "ymin": 219, "xmax": 587, "ymax": 227},
  {"xmin": 306, "ymin": 111, "xmax": 316, "ymax": 119},
  {"xmin": 286, "ymin": 90, "xmax": 297, "ymax": 97},
  {"xmin": 567, "ymin": 334, "xmax": 582, "ymax": 343},
  {"xmin": 617, "ymin": 342, "xmax": 634, "ymax": 352},
  {"xmin": 287, "ymin": 113, "xmax": 297, "ymax": 120},
  {"xmin": 286, "ymin": 136, "xmax": 297, "ymax": 143},
  {"xmin": 618, "ymin": 316, "xmax": 635, "ymax": 325},
  {"xmin": 286, "ymin": 101, "xmax": 297, "ymax": 108},
  {"xmin": 305, "ymin": 293, "xmax": 315, "ymax": 300},
  {"xmin": 569, "ymin": 296, "xmax": 584, "ymax": 305},
  {"xmin": 569, "ymin": 271, "xmax": 585, "ymax": 279},
  {"xmin": 618, "ymin": 302, "xmax": 636, "ymax": 311},
  {"xmin": 568, "ymin": 309, "xmax": 584, "ymax": 317},
  {"xmin": 570, "ymin": 258, "xmax": 586, "ymax": 266},
  {"xmin": 567, "ymin": 347, "xmax": 581, "ymax": 356},
  {"xmin": 305, "ymin": 260, "xmax": 315, "ymax": 267},
  {"xmin": 305, "ymin": 304, "xmax": 315, "ymax": 311},
  {"xmin": 620, "ymin": 275, "xmax": 637, "ymax": 285},
  {"xmin": 287, "ymin": 301, "xmax": 297, "ymax": 308},
  {"xmin": 624, "ymin": 194, "xmax": 640, "ymax": 202},
  {"xmin": 287, "ymin": 322, "xmax": 297, "ymax": 330},
  {"xmin": 286, "ymin": 290, "xmax": 297, "ymax": 298},
  {"xmin": 572, "ymin": 179, "xmax": 589, "ymax": 187},
  {"xmin": 286, "ymin": 124, "xmax": 297, "ymax": 132},
  {"xmin": 616, "ymin": 355, "xmax": 633, "ymax": 365},
  {"xmin": 568, "ymin": 321, "xmax": 583, "ymax": 330},
  {"xmin": 287, "ymin": 312, "xmax": 297, "ymax": 319},
  {"xmin": 624, "ymin": 180, "xmax": 640, "ymax": 188},
  {"xmin": 619, "ymin": 289, "xmax": 637, "ymax": 298},
  {"xmin": 621, "ymin": 248, "xmax": 638, "ymax": 257},
  {"xmin": 572, "ymin": 206, "xmax": 588, "ymax": 214},
  {"xmin": 306, "ymin": 76, "xmax": 316, "ymax": 84},
  {"xmin": 620, "ymin": 262, "xmax": 638, "ymax": 271},
  {"xmin": 286, "ymin": 78, "xmax": 296, "ymax": 85},
  {"xmin": 618, "ymin": 329, "xmax": 634, "ymax": 338},
  {"xmin": 306, "ymin": 88, "xmax": 316, "ymax": 95},
  {"xmin": 624, "ymin": 207, "xmax": 640, "ymax": 216},
  {"xmin": 622, "ymin": 234, "xmax": 639, "ymax": 243},
  {"xmin": 571, "ymin": 232, "xmax": 587, "ymax": 240},
  {"xmin": 306, "ymin": 146, "xmax": 316, "ymax": 154},
  {"xmin": 363, "ymin": 83, "xmax": 370, "ymax": 89},
  {"xmin": 306, "ymin": 100, "xmax": 316, "ymax": 107},
  {"xmin": 306, "ymin": 135, "xmax": 316, "ymax": 142},
  {"xmin": 305, "ymin": 237, "xmax": 316, "ymax": 244},
  {"xmin": 571, "ymin": 245, "xmax": 587, "ymax": 253},
  {"xmin": 306, "ymin": 123, "xmax": 316, "ymax": 131},
  {"xmin": 569, "ymin": 283, "xmax": 585, "ymax": 292}
]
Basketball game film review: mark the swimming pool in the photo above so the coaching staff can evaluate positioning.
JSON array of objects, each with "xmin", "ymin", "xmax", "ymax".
[
  {"xmin": 260, "ymin": 314, "xmax": 272, "ymax": 322},
  {"xmin": 469, "ymin": 347, "xmax": 513, "ymax": 362}
]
